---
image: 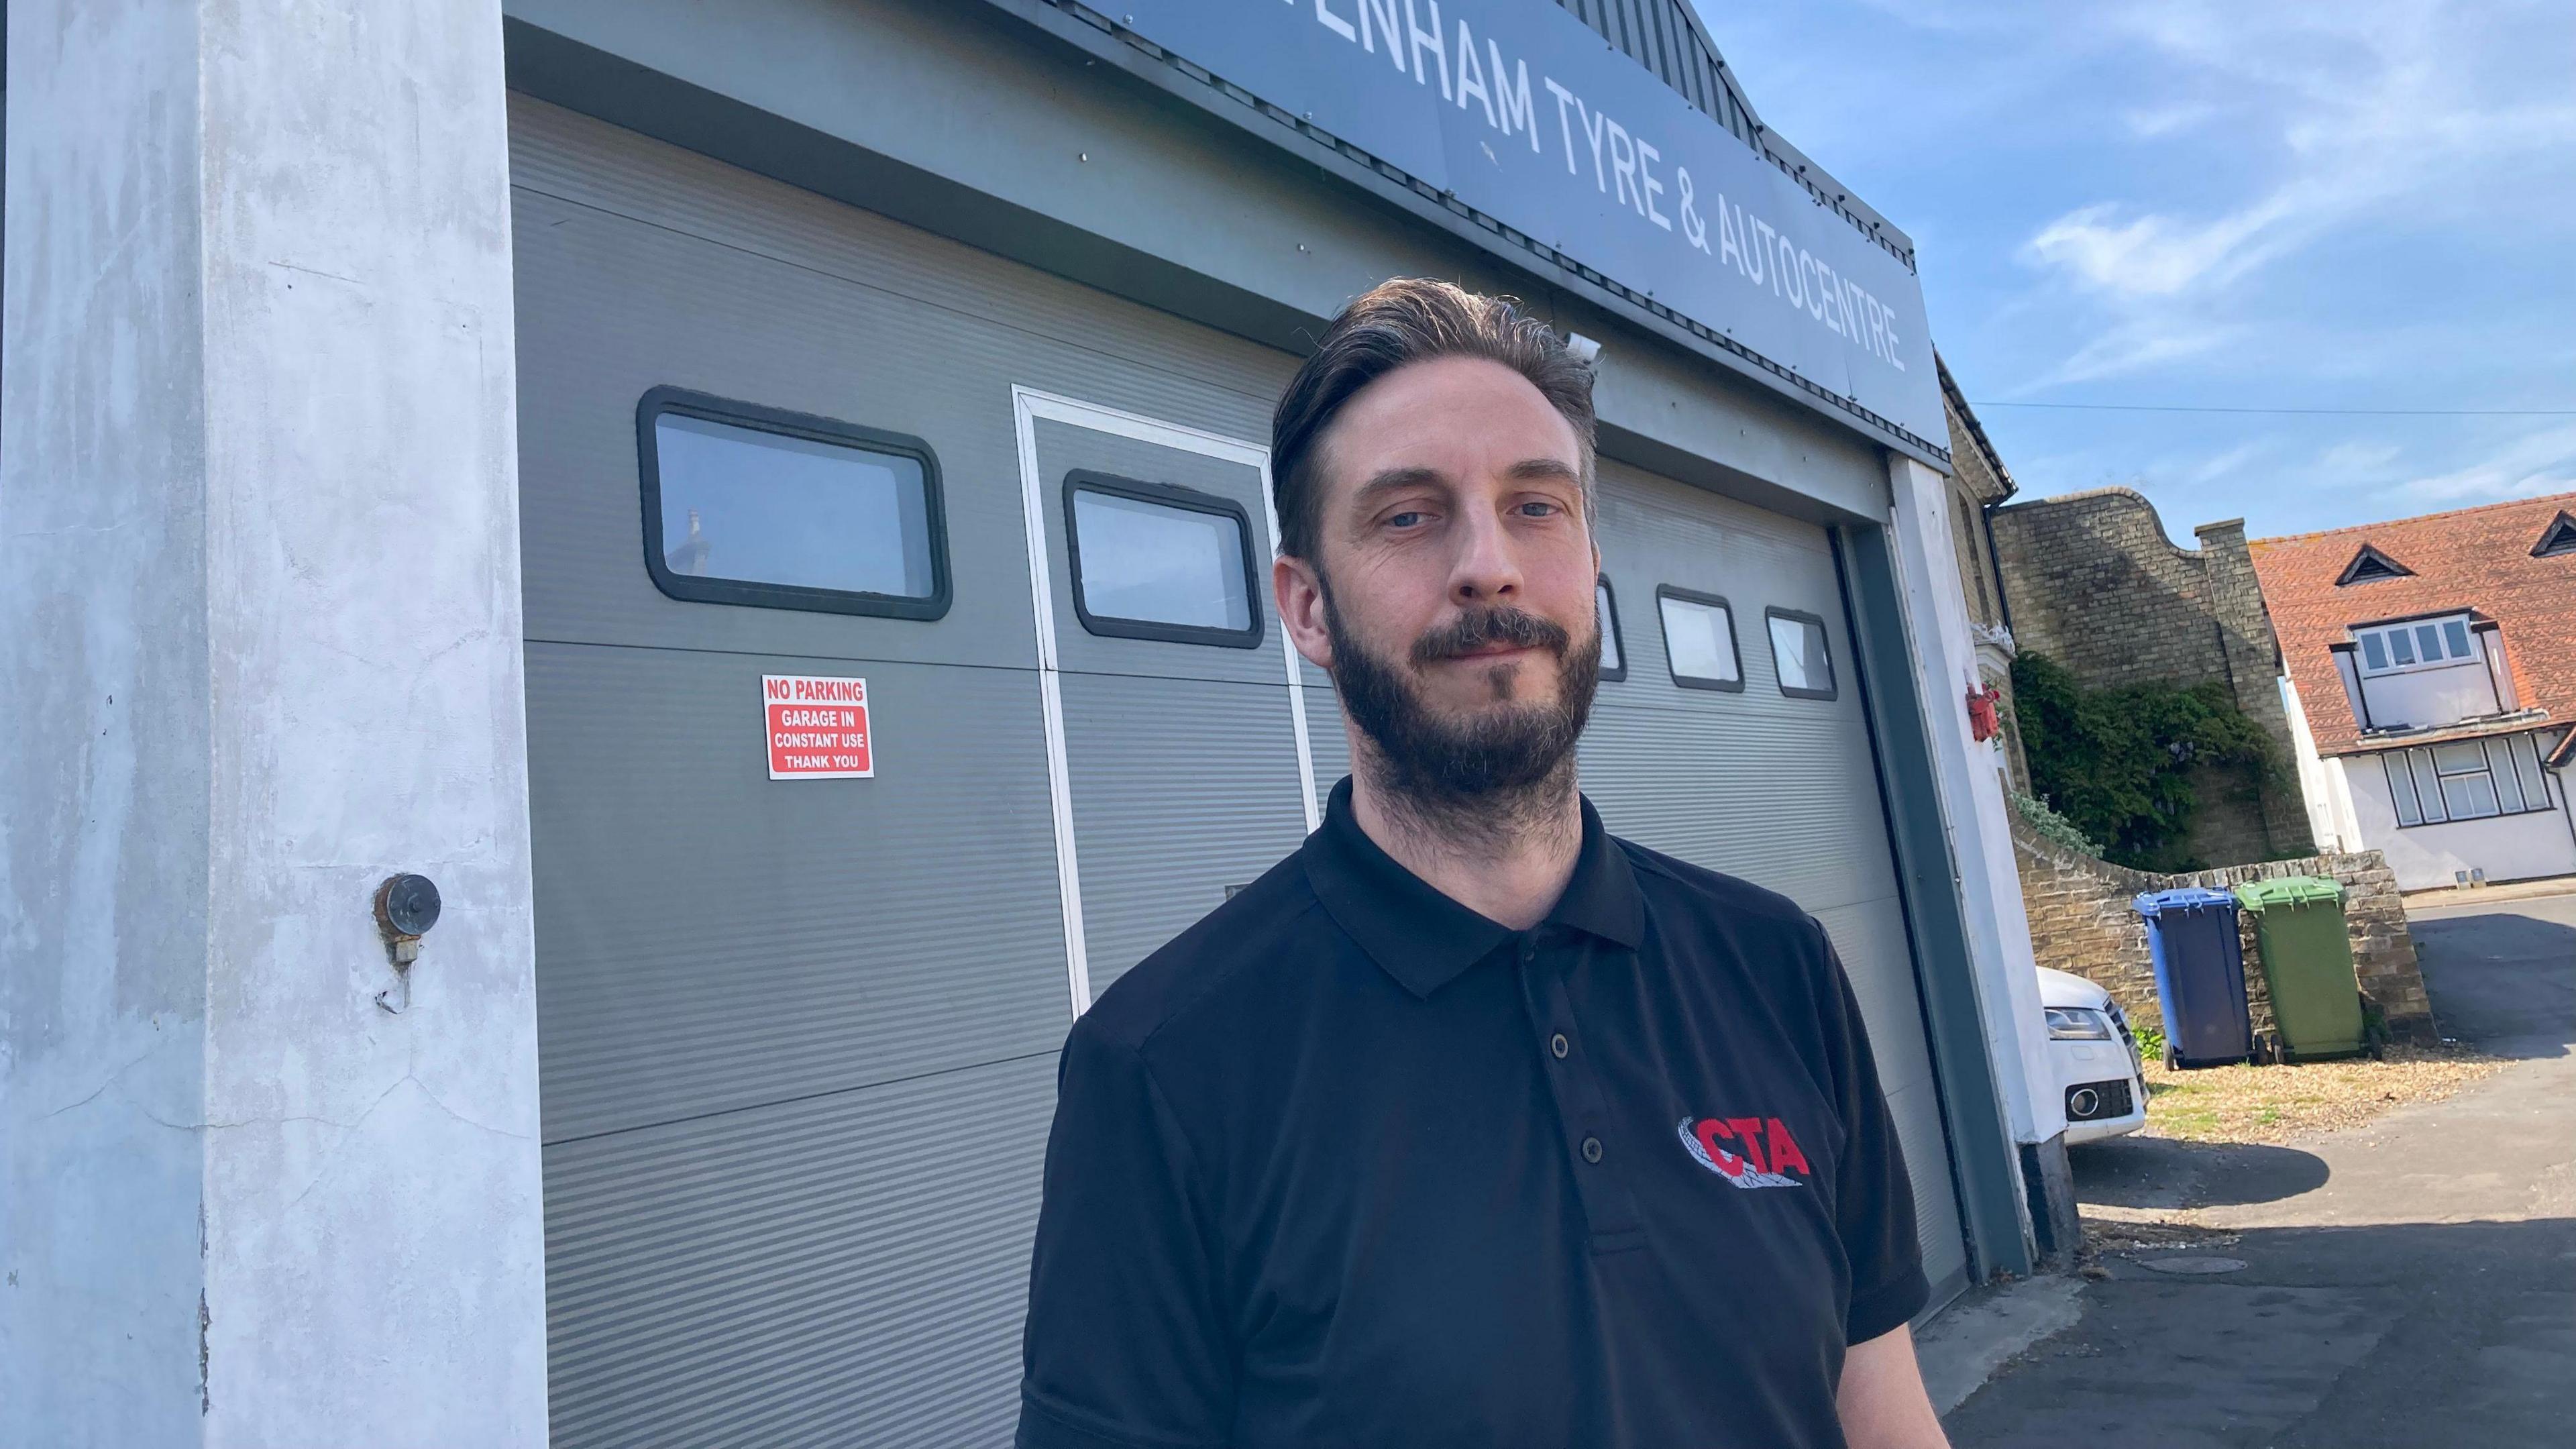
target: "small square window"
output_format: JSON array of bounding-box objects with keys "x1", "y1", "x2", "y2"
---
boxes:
[
  {"x1": 2439, "y1": 771, "x2": 2500, "y2": 820},
  {"x1": 1064, "y1": 472, "x2": 1263, "y2": 648},
  {"x1": 2414, "y1": 624, "x2": 2443, "y2": 662},
  {"x1": 2361, "y1": 633, "x2": 2389, "y2": 671},
  {"x1": 2387, "y1": 628, "x2": 2416, "y2": 665},
  {"x1": 639, "y1": 387, "x2": 949, "y2": 619},
  {"x1": 1765, "y1": 608, "x2": 1837, "y2": 700},
  {"x1": 1596, "y1": 578, "x2": 1627, "y2": 682},
  {"x1": 2443, "y1": 620, "x2": 2473, "y2": 658},
  {"x1": 1656, "y1": 587, "x2": 1742, "y2": 692}
]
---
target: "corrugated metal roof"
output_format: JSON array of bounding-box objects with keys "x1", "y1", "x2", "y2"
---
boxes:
[{"x1": 1558, "y1": 0, "x2": 1914, "y2": 263}]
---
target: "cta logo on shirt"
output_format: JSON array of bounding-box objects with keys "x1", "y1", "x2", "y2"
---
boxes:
[{"x1": 1678, "y1": 1116, "x2": 1812, "y2": 1189}]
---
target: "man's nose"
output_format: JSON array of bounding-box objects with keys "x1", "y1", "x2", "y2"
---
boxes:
[{"x1": 1449, "y1": 507, "x2": 1523, "y2": 604}]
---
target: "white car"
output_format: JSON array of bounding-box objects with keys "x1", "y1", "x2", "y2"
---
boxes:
[{"x1": 2039, "y1": 967, "x2": 2149, "y2": 1144}]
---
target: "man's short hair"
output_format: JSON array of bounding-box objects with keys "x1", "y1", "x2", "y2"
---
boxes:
[{"x1": 1270, "y1": 278, "x2": 1597, "y2": 564}]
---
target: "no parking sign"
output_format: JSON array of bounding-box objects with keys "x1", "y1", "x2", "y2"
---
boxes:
[{"x1": 763, "y1": 675, "x2": 873, "y2": 780}]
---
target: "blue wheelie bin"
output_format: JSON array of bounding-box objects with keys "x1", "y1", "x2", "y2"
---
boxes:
[{"x1": 2131, "y1": 887, "x2": 2254, "y2": 1069}]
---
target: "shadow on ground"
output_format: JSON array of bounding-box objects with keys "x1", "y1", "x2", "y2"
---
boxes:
[
  {"x1": 2408, "y1": 900, "x2": 2576, "y2": 1059},
  {"x1": 2068, "y1": 1136, "x2": 2328, "y2": 1210},
  {"x1": 1943, "y1": 1216, "x2": 2576, "y2": 1448}
]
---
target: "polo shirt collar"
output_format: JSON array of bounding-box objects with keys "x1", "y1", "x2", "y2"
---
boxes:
[{"x1": 1302, "y1": 777, "x2": 1647, "y2": 999}]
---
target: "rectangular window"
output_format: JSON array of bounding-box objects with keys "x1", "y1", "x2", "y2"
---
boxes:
[
  {"x1": 1765, "y1": 608, "x2": 1837, "y2": 700},
  {"x1": 2353, "y1": 614, "x2": 2481, "y2": 676},
  {"x1": 2510, "y1": 733, "x2": 2551, "y2": 806},
  {"x1": 1656, "y1": 587, "x2": 1742, "y2": 692},
  {"x1": 2408, "y1": 749, "x2": 2447, "y2": 822},
  {"x1": 639, "y1": 388, "x2": 949, "y2": 619},
  {"x1": 2387, "y1": 735, "x2": 2559, "y2": 828},
  {"x1": 2440, "y1": 767, "x2": 2500, "y2": 820},
  {"x1": 2384, "y1": 751, "x2": 2425, "y2": 826},
  {"x1": 1064, "y1": 472, "x2": 1263, "y2": 647},
  {"x1": 1596, "y1": 578, "x2": 1627, "y2": 682},
  {"x1": 2487, "y1": 739, "x2": 2527, "y2": 813}
]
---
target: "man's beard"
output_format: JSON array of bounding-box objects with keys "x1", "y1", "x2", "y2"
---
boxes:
[{"x1": 1321, "y1": 580, "x2": 1601, "y2": 837}]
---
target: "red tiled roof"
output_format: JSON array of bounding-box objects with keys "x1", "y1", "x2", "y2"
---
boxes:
[{"x1": 2250, "y1": 492, "x2": 2576, "y2": 757}]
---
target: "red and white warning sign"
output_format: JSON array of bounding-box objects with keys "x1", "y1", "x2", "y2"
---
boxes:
[{"x1": 763, "y1": 674, "x2": 873, "y2": 780}]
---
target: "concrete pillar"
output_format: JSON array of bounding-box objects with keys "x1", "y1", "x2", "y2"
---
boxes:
[
  {"x1": 1, "y1": 2, "x2": 547, "y2": 1443},
  {"x1": 1883, "y1": 457, "x2": 2072, "y2": 1261}
]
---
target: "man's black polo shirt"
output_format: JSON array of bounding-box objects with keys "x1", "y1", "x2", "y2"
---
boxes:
[{"x1": 1017, "y1": 779, "x2": 1929, "y2": 1448}]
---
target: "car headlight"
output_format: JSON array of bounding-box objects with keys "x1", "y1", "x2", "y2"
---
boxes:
[{"x1": 2046, "y1": 1006, "x2": 2113, "y2": 1040}]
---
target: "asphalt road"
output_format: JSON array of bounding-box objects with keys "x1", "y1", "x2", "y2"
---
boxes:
[{"x1": 1944, "y1": 890, "x2": 2576, "y2": 1448}]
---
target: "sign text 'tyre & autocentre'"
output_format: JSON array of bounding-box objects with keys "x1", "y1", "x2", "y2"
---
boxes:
[{"x1": 1116, "y1": 0, "x2": 1943, "y2": 443}]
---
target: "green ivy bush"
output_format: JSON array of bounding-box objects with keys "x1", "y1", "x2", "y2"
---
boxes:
[{"x1": 2010, "y1": 651, "x2": 2279, "y2": 873}]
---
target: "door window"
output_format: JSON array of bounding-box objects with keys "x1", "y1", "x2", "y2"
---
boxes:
[
  {"x1": 1656, "y1": 587, "x2": 1743, "y2": 692},
  {"x1": 1597, "y1": 578, "x2": 1627, "y2": 681},
  {"x1": 1766, "y1": 608, "x2": 1837, "y2": 700},
  {"x1": 1064, "y1": 472, "x2": 1263, "y2": 647}
]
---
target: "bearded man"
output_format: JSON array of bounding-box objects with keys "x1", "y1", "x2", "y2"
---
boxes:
[{"x1": 1015, "y1": 279, "x2": 1951, "y2": 1449}]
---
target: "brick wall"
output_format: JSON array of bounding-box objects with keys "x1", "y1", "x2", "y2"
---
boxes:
[
  {"x1": 1990, "y1": 488, "x2": 2312, "y2": 864},
  {"x1": 2011, "y1": 815, "x2": 2436, "y2": 1046}
]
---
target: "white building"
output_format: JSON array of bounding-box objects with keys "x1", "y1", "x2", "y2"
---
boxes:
[
  {"x1": 2257, "y1": 496, "x2": 2576, "y2": 892},
  {"x1": 3, "y1": 2, "x2": 2065, "y2": 1442}
]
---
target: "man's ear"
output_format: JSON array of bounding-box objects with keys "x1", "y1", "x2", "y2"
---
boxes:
[{"x1": 1275, "y1": 553, "x2": 1334, "y2": 672}]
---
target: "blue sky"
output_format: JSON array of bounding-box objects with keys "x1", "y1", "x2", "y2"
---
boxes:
[{"x1": 1691, "y1": 1, "x2": 2576, "y2": 542}]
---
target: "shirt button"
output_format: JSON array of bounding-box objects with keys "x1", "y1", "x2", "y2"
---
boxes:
[
  {"x1": 1550, "y1": 1032, "x2": 1570, "y2": 1059},
  {"x1": 1581, "y1": 1136, "x2": 1604, "y2": 1164},
  {"x1": 1519, "y1": 938, "x2": 1537, "y2": 963}
]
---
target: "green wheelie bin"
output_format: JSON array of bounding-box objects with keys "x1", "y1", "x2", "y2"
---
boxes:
[{"x1": 2233, "y1": 876, "x2": 2368, "y2": 1061}]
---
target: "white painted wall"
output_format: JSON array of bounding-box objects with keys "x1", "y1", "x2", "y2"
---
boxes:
[
  {"x1": 1884, "y1": 459, "x2": 2065, "y2": 1157},
  {"x1": 0, "y1": 2, "x2": 549, "y2": 1444},
  {"x1": 2343, "y1": 751, "x2": 2576, "y2": 890},
  {"x1": 2282, "y1": 674, "x2": 2361, "y2": 852}
]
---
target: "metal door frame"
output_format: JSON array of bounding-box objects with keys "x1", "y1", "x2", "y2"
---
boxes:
[{"x1": 1009, "y1": 386, "x2": 1320, "y2": 1019}]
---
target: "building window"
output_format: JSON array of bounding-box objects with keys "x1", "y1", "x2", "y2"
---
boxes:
[
  {"x1": 1953, "y1": 492, "x2": 1993, "y2": 623},
  {"x1": 1656, "y1": 586, "x2": 1742, "y2": 692},
  {"x1": 1596, "y1": 577, "x2": 1627, "y2": 682},
  {"x1": 637, "y1": 386, "x2": 949, "y2": 619},
  {"x1": 1063, "y1": 472, "x2": 1263, "y2": 647},
  {"x1": 2381, "y1": 733, "x2": 2555, "y2": 827},
  {"x1": 2336, "y1": 543, "x2": 2414, "y2": 585},
  {"x1": 1765, "y1": 608, "x2": 1837, "y2": 700},
  {"x1": 2533, "y1": 511, "x2": 2576, "y2": 558},
  {"x1": 2352, "y1": 613, "x2": 2479, "y2": 676}
]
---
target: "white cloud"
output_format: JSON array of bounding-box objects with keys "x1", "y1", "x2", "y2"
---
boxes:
[
  {"x1": 2390, "y1": 423, "x2": 2576, "y2": 505},
  {"x1": 2313, "y1": 440, "x2": 2404, "y2": 476},
  {"x1": 2023, "y1": 197, "x2": 2302, "y2": 299},
  {"x1": 2010, "y1": 0, "x2": 2576, "y2": 384},
  {"x1": 2017, "y1": 316, "x2": 2246, "y2": 390}
]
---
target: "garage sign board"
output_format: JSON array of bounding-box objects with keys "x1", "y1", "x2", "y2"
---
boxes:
[
  {"x1": 1113, "y1": 0, "x2": 1944, "y2": 445},
  {"x1": 764, "y1": 674, "x2": 873, "y2": 779}
]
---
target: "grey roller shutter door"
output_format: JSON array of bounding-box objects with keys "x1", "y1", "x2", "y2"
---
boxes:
[
  {"x1": 511, "y1": 97, "x2": 1297, "y2": 1446},
  {"x1": 1580, "y1": 458, "x2": 1972, "y2": 1309}
]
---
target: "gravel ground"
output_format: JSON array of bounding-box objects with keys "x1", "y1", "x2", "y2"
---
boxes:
[{"x1": 2137, "y1": 1042, "x2": 2504, "y2": 1144}]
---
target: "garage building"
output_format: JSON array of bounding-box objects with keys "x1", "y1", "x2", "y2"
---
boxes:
[{"x1": 3, "y1": 1, "x2": 2066, "y2": 1444}]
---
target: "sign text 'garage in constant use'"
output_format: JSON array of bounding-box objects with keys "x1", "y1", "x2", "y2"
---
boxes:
[{"x1": 764, "y1": 674, "x2": 873, "y2": 779}]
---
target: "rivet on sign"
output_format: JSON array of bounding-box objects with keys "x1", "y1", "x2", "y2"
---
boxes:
[{"x1": 1079, "y1": 152, "x2": 1088, "y2": 162}]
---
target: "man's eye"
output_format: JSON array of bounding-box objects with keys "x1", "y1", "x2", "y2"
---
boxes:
[
  {"x1": 1517, "y1": 501, "x2": 1562, "y2": 517},
  {"x1": 1386, "y1": 511, "x2": 1428, "y2": 529}
]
